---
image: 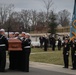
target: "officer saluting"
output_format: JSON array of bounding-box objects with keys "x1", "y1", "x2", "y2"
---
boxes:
[
  {"x1": 0, "y1": 29, "x2": 8, "y2": 72},
  {"x1": 21, "y1": 32, "x2": 31, "y2": 72},
  {"x1": 62, "y1": 38, "x2": 70, "y2": 68}
]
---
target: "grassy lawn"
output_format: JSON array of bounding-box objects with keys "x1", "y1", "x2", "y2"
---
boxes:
[{"x1": 30, "y1": 48, "x2": 72, "y2": 66}]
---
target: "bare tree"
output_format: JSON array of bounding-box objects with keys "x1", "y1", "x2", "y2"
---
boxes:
[
  {"x1": 30, "y1": 10, "x2": 37, "y2": 31},
  {"x1": 58, "y1": 9, "x2": 71, "y2": 27},
  {"x1": 0, "y1": 4, "x2": 8, "y2": 26},
  {"x1": 37, "y1": 11, "x2": 46, "y2": 23},
  {"x1": 20, "y1": 10, "x2": 31, "y2": 32},
  {"x1": 0, "y1": 4, "x2": 14, "y2": 28},
  {"x1": 6, "y1": 11, "x2": 23, "y2": 32},
  {"x1": 42, "y1": 0, "x2": 53, "y2": 21}
]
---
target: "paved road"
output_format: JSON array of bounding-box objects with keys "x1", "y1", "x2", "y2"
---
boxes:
[
  {"x1": 0, "y1": 60, "x2": 75, "y2": 75},
  {"x1": 0, "y1": 63, "x2": 74, "y2": 75}
]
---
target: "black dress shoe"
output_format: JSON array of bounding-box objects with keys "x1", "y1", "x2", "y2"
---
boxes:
[
  {"x1": 71, "y1": 68, "x2": 76, "y2": 70},
  {"x1": 8, "y1": 68, "x2": 16, "y2": 70},
  {"x1": 21, "y1": 70, "x2": 29, "y2": 72},
  {"x1": 0, "y1": 70, "x2": 6, "y2": 72},
  {"x1": 63, "y1": 67, "x2": 68, "y2": 68},
  {"x1": 7, "y1": 68, "x2": 12, "y2": 70}
]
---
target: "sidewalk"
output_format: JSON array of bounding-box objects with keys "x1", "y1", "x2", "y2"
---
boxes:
[
  {"x1": 6, "y1": 58, "x2": 76, "y2": 75},
  {"x1": 30, "y1": 62, "x2": 76, "y2": 75}
]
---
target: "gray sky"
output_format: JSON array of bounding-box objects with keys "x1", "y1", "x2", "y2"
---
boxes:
[{"x1": 0, "y1": 0, "x2": 74, "y2": 15}]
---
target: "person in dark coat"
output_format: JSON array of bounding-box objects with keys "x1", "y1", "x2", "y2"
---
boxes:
[
  {"x1": 70, "y1": 39, "x2": 75, "y2": 69},
  {"x1": 21, "y1": 32, "x2": 31, "y2": 72},
  {"x1": 71, "y1": 38, "x2": 76, "y2": 70},
  {"x1": 73, "y1": 42, "x2": 76, "y2": 70},
  {"x1": 52, "y1": 37, "x2": 56, "y2": 51},
  {"x1": 63, "y1": 35, "x2": 65, "y2": 41},
  {"x1": 49, "y1": 35, "x2": 53, "y2": 47},
  {"x1": 44, "y1": 35, "x2": 48, "y2": 51},
  {"x1": 14, "y1": 32, "x2": 22, "y2": 70},
  {"x1": 39, "y1": 36, "x2": 44, "y2": 48},
  {"x1": 62, "y1": 38, "x2": 70, "y2": 68},
  {"x1": 58, "y1": 38, "x2": 62, "y2": 50},
  {"x1": 0, "y1": 29, "x2": 8, "y2": 72}
]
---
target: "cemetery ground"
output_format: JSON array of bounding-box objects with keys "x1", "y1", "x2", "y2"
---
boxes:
[
  {"x1": 30, "y1": 47, "x2": 72, "y2": 66},
  {"x1": 5, "y1": 47, "x2": 76, "y2": 75},
  {"x1": 6, "y1": 47, "x2": 72, "y2": 66}
]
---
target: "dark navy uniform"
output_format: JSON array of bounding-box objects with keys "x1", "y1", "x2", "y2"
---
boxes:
[
  {"x1": 70, "y1": 40, "x2": 75, "y2": 69},
  {"x1": 39, "y1": 36, "x2": 44, "y2": 48},
  {"x1": 71, "y1": 39, "x2": 76, "y2": 69},
  {"x1": 73, "y1": 47, "x2": 76, "y2": 69},
  {"x1": 62, "y1": 39, "x2": 70, "y2": 68},
  {"x1": 44, "y1": 37, "x2": 48, "y2": 51},
  {"x1": 49, "y1": 35, "x2": 53, "y2": 47},
  {"x1": 58, "y1": 38, "x2": 62, "y2": 50},
  {"x1": 52, "y1": 37, "x2": 56, "y2": 51},
  {"x1": 0, "y1": 34, "x2": 8, "y2": 72},
  {"x1": 21, "y1": 37, "x2": 31, "y2": 72}
]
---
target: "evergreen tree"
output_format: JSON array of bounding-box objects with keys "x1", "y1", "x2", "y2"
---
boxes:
[{"x1": 48, "y1": 11, "x2": 57, "y2": 34}]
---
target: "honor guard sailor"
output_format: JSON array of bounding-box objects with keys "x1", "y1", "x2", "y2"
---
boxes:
[
  {"x1": 0, "y1": 29, "x2": 8, "y2": 72},
  {"x1": 21, "y1": 32, "x2": 31, "y2": 72}
]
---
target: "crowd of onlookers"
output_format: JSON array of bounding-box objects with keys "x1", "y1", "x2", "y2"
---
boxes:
[{"x1": 39, "y1": 34, "x2": 69, "y2": 51}]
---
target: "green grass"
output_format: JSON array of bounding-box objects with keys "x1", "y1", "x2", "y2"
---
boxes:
[
  {"x1": 30, "y1": 48, "x2": 72, "y2": 66},
  {"x1": 6, "y1": 47, "x2": 72, "y2": 66},
  {"x1": 31, "y1": 48, "x2": 44, "y2": 52}
]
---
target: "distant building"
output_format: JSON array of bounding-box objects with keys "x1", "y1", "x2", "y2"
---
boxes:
[{"x1": 56, "y1": 24, "x2": 70, "y2": 33}]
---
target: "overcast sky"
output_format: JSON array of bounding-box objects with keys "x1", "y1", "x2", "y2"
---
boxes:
[{"x1": 0, "y1": 0, "x2": 74, "y2": 15}]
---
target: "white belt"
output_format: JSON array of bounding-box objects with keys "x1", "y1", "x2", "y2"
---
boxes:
[
  {"x1": 24, "y1": 46, "x2": 30, "y2": 48},
  {"x1": 0, "y1": 44, "x2": 5, "y2": 46}
]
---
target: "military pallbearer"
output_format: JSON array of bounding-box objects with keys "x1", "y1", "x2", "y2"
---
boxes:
[{"x1": 0, "y1": 29, "x2": 8, "y2": 72}]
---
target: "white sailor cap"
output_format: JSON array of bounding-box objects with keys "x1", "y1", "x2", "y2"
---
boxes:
[
  {"x1": 26, "y1": 33, "x2": 30, "y2": 36},
  {"x1": 0, "y1": 29, "x2": 5, "y2": 32},
  {"x1": 15, "y1": 32, "x2": 19, "y2": 34},
  {"x1": 21, "y1": 32, "x2": 26, "y2": 34}
]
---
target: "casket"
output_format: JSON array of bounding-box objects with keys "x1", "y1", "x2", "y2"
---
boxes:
[{"x1": 8, "y1": 38, "x2": 22, "y2": 51}]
